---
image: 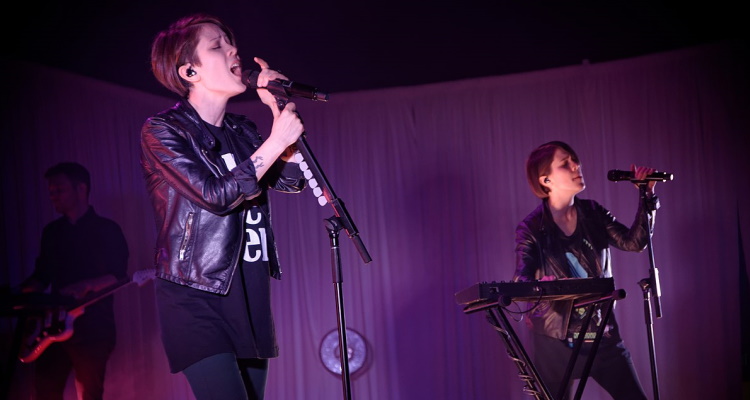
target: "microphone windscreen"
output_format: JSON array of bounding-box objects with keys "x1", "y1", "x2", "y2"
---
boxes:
[
  {"x1": 241, "y1": 70, "x2": 260, "y2": 89},
  {"x1": 607, "y1": 170, "x2": 631, "y2": 182}
]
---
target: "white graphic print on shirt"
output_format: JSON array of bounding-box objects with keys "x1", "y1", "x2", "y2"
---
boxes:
[{"x1": 244, "y1": 208, "x2": 268, "y2": 262}]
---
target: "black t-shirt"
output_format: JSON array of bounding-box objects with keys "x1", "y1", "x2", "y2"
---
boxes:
[{"x1": 553, "y1": 223, "x2": 611, "y2": 345}]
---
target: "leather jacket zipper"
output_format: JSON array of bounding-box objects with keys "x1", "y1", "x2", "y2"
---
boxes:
[
  {"x1": 201, "y1": 148, "x2": 222, "y2": 175},
  {"x1": 179, "y1": 212, "x2": 195, "y2": 261}
]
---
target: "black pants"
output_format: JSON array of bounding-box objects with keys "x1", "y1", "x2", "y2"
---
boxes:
[
  {"x1": 533, "y1": 333, "x2": 647, "y2": 400},
  {"x1": 33, "y1": 339, "x2": 114, "y2": 400},
  {"x1": 183, "y1": 353, "x2": 269, "y2": 400}
]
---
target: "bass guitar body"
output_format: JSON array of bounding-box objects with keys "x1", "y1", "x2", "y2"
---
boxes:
[
  {"x1": 19, "y1": 307, "x2": 81, "y2": 363},
  {"x1": 17, "y1": 269, "x2": 154, "y2": 363}
]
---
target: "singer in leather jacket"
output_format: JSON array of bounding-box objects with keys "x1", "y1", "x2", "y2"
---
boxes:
[
  {"x1": 141, "y1": 13, "x2": 306, "y2": 400},
  {"x1": 141, "y1": 99, "x2": 305, "y2": 294},
  {"x1": 513, "y1": 141, "x2": 656, "y2": 399},
  {"x1": 514, "y1": 197, "x2": 655, "y2": 339}
]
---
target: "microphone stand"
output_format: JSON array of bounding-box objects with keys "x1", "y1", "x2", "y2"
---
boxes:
[
  {"x1": 272, "y1": 94, "x2": 372, "y2": 400},
  {"x1": 636, "y1": 183, "x2": 661, "y2": 400}
]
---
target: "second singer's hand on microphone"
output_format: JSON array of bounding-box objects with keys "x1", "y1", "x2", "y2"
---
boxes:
[{"x1": 631, "y1": 164, "x2": 658, "y2": 193}]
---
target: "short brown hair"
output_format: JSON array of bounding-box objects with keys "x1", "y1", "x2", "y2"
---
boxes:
[
  {"x1": 150, "y1": 14, "x2": 236, "y2": 98},
  {"x1": 525, "y1": 141, "x2": 580, "y2": 198}
]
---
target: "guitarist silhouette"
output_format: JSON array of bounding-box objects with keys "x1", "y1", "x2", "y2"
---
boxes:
[{"x1": 12, "y1": 162, "x2": 130, "y2": 400}]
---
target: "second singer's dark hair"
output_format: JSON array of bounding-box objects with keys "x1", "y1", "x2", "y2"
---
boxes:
[
  {"x1": 150, "y1": 13, "x2": 236, "y2": 98},
  {"x1": 526, "y1": 141, "x2": 580, "y2": 198}
]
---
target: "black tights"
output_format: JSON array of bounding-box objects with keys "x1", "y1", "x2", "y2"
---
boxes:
[{"x1": 183, "y1": 353, "x2": 269, "y2": 400}]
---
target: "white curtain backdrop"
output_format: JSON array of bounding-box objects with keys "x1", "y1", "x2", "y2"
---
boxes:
[{"x1": 2, "y1": 41, "x2": 748, "y2": 399}]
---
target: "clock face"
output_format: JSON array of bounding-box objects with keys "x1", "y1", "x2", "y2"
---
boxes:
[{"x1": 319, "y1": 328, "x2": 368, "y2": 375}]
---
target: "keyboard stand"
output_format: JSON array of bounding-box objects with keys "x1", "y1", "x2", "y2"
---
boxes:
[{"x1": 463, "y1": 290, "x2": 625, "y2": 400}]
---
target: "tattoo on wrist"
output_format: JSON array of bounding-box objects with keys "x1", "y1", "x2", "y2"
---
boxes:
[{"x1": 252, "y1": 156, "x2": 265, "y2": 170}]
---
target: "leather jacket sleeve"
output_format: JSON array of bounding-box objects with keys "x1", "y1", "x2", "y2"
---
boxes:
[
  {"x1": 262, "y1": 156, "x2": 306, "y2": 194},
  {"x1": 142, "y1": 114, "x2": 259, "y2": 215},
  {"x1": 600, "y1": 195, "x2": 656, "y2": 252},
  {"x1": 224, "y1": 113, "x2": 306, "y2": 196},
  {"x1": 514, "y1": 203, "x2": 547, "y2": 282}
]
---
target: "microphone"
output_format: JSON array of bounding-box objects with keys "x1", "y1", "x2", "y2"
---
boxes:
[
  {"x1": 241, "y1": 70, "x2": 329, "y2": 102},
  {"x1": 607, "y1": 169, "x2": 674, "y2": 182}
]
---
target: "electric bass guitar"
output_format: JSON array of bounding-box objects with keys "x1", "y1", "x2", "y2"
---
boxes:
[{"x1": 17, "y1": 268, "x2": 155, "y2": 363}]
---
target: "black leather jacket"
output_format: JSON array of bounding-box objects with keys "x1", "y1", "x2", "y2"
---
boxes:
[
  {"x1": 141, "y1": 99, "x2": 305, "y2": 295},
  {"x1": 513, "y1": 196, "x2": 657, "y2": 339}
]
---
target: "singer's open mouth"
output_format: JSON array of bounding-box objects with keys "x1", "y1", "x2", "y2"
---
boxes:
[{"x1": 230, "y1": 62, "x2": 241, "y2": 75}]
